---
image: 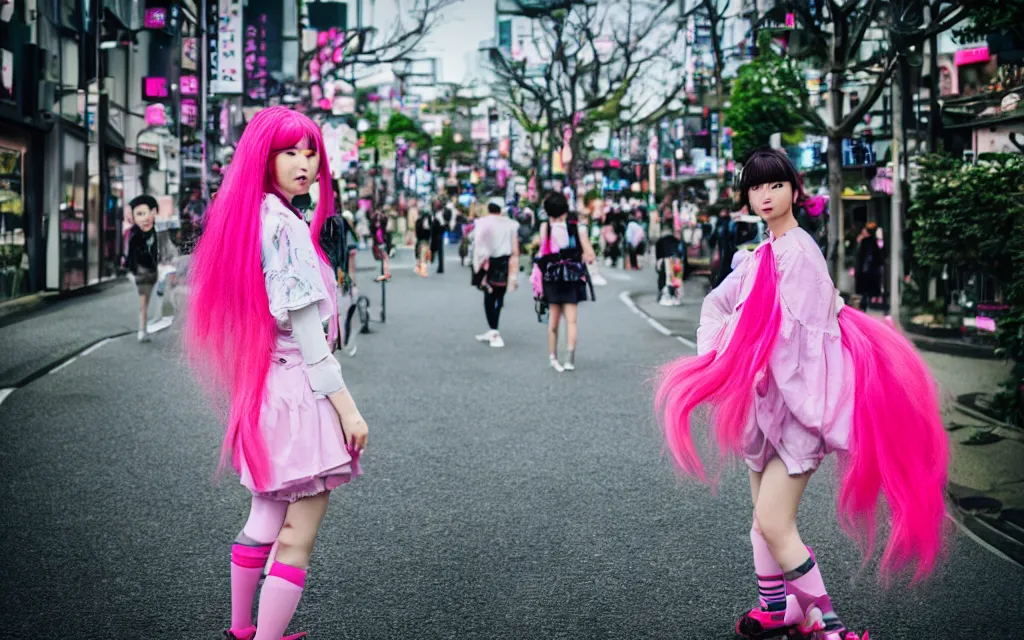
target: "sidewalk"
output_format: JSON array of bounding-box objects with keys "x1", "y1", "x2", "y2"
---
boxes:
[
  {"x1": 0, "y1": 282, "x2": 141, "y2": 389},
  {"x1": 629, "y1": 287, "x2": 1024, "y2": 566}
]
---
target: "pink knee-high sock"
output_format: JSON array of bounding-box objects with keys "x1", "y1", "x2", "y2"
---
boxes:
[
  {"x1": 784, "y1": 551, "x2": 834, "y2": 615},
  {"x1": 750, "y1": 528, "x2": 787, "y2": 611},
  {"x1": 231, "y1": 543, "x2": 274, "y2": 633},
  {"x1": 253, "y1": 562, "x2": 307, "y2": 640}
]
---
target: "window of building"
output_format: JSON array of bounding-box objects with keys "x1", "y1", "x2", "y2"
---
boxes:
[
  {"x1": 0, "y1": 141, "x2": 28, "y2": 300},
  {"x1": 61, "y1": 133, "x2": 87, "y2": 289}
]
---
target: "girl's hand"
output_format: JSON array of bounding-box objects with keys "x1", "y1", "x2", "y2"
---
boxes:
[
  {"x1": 508, "y1": 274, "x2": 519, "y2": 292},
  {"x1": 341, "y1": 412, "x2": 369, "y2": 451}
]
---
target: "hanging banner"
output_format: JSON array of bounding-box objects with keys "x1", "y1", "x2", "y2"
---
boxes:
[{"x1": 213, "y1": 0, "x2": 244, "y2": 94}]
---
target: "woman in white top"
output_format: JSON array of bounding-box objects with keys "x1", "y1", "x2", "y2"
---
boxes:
[
  {"x1": 536, "y1": 193, "x2": 596, "y2": 371},
  {"x1": 471, "y1": 199, "x2": 520, "y2": 348}
]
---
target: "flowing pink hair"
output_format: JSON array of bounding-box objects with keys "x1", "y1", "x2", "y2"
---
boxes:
[
  {"x1": 655, "y1": 245, "x2": 949, "y2": 582},
  {"x1": 185, "y1": 107, "x2": 336, "y2": 492}
]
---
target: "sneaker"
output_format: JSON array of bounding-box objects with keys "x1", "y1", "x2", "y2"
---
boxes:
[
  {"x1": 563, "y1": 361, "x2": 576, "y2": 371},
  {"x1": 343, "y1": 341, "x2": 358, "y2": 357},
  {"x1": 476, "y1": 330, "x2": 497, "y2": 342},
  {"x1": 138, "y1": 330, "x2": 151, "y2": 343},
  {"x1": 489, "y1": 335, "x2": 505, "y2": 348},
  {"x1": 659, "y1": 296, "x2": 674, "y2": 307},
  {"x1": 550, "y1": 357, "x2": 564, "y2": 373}
]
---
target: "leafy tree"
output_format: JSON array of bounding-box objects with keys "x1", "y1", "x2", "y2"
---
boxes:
[
  {"x1": 432, "y1": 124, "x2": 475, "y2": 171},
  {"x1": 726, "y1": 33, "x2": 813, "y2": 161},
  {"x1": 955, "y1": 0, "x2": 1024, "y2": 41},
  {"x1": 909, "y1": 153, "x2": 1024, "y2": 426}
]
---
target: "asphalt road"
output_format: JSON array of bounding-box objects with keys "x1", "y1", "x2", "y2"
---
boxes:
[{"x1": 1, "y1": 250, "x2": 1022, "y2": 639}]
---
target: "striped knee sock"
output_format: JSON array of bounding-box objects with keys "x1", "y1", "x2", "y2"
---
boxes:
[{"x1": 750, "y1": 528, "x2": 787, "y2": 611}]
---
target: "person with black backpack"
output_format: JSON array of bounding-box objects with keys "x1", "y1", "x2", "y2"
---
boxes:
[
  {"x1": 533, "y1": 193, "x2": 596, "y2": 372},
  {"x1": 320, "y1": 206, "x2": 360, "y2": 356}
]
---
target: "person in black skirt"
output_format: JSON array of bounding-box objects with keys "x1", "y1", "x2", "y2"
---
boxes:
[{"x1": 535, "y1": 193, "x2": 596, "y2": 372}]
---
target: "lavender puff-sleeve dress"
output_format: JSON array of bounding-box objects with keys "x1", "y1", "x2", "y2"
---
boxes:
[
  {"x1": 696, "y1": 227, "x2": 854, "y2": 476},
  {"x1": 236, "y1": 195, "x2": 362, "y2": 502}
]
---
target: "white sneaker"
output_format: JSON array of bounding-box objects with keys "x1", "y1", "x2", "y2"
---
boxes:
[
  {"x1": 550, "y1": 357, "x2": 564, "y2": 373},
  {"x1": 138, "y1": 330, "x2": 151, "y2": 343},
  {"x1": 489, "y1": 335, "x2": 505, "y2": 348},
  {"x1": 343, "y1": 342, "x2": 358, "y2": 357},
  {"x1": 563, "y1": 361, "x2": 576, "y2": 371},
  {"x1": 476, "y1": 330, "x2": 497, "y2": 342},
  {"x1": 659, "y1": 296, "x2": 674, "y2": 306}
]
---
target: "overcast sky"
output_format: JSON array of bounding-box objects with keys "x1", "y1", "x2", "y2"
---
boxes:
[{"x1": 370, "y1": 0, "x2": 496, "y2": 85}]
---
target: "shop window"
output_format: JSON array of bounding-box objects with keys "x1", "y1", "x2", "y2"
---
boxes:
[
  {"x1": 60, "y1": 36, "x2": 85, "y2": 124},
  {"x1": 61, "y1": 134, "x2": 87, "y2": 289},
  {"x1": 0, "y1": 143, "x2": 28, "y2": 301}
]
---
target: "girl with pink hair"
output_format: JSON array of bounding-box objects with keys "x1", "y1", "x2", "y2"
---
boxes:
[
  {"x1": 186, "y1": 107, "x2": 370, "y2": 640},
  {"x1": 655, "y1": 148, "x2": 949, "y2": 640}
]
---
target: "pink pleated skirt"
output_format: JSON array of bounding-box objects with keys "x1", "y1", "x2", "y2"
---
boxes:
[{"x1": 237, "y1": 350, "x2": 362, "y2": 502}]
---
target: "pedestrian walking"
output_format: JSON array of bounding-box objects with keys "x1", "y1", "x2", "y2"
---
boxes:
[
  {"x1": 471, "y1": 199, "x2": 520, "y2": 348},
  {"x1": 431, "y1": 204, "x2": 449, "y2": 274},
  {"x1": 625, "y1": 212, "x2": 647, "y2": 271},
  {"x1": 320, "y1": 202, "x2": 360, "y2": 356},
  {"x1": 184, "y1": 107, "x2": 372, "y2": 640},
  {"x1": 123, "y1": 195, "x2": 160, "y2": 342},
  {"x1": 533, "y1": 192, "x2": 596, "y2": 372},
  {"x1": 655, "y1": 148, "x2": 949, "y2": 640},
  {"x1": 854, "y1": 222, "x2": 883, "y2": 311},
  {"x1": 414, "y1": 206, "x2": 433, "y2": 278}
]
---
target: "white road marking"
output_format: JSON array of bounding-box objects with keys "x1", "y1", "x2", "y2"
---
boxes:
[
  {"x1": 0, "y1": 388, "x2": 15, "y2": 407},
  {"x1": 49, "y1": 357, "x2": 78, "y2": 375},
  {"x1": 80, "y1": 338, "x2": 114, "y2": 357},
  {"x1": 677, "y1": 336, "x2": 698, "y2": 349},
  {"x1": 619, "y1": 290, "x2": 697, "y2": 349},
  {"x1": 147, "y1": 316, "x2": 174, "y2": 333}
]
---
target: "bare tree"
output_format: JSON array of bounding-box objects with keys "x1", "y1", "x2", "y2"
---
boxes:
[
  {"x1": 775, "y1": 0, "x2": 969, "y2": 282},
  {"x1": 303, "y1": 0, "x2": 461, "y2": 106},
  {"x1": 487, "y1": 0, "x2": 688, "y2": 189}
]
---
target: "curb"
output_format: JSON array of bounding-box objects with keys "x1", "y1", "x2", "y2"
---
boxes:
[
  {"x1": 0, "y1": 318, "x2": 175, "y2": 408},
  {"x1": 619, "y1": 290, "x2": 697, "y2": 349},
  {"x1": 947, "y1": 482, "x2": 1024, "y2": 568}
]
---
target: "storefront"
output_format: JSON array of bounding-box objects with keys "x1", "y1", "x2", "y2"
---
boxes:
[{"x1": 0, "y1": 129, "x2": 30, "y2": 301}]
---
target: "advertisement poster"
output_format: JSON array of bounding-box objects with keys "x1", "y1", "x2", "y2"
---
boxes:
[
  {"x1": 182, "y1": 37, "x2": 198, "y2": 72},
  {"x1": 0, "y1": 49, "x2": 12, "y2": 101},
  {"x1": 214, "y1": 0, "x2": 244, "y2": 94}
]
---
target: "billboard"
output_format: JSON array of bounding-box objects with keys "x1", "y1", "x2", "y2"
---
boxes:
[{"x1": 213, "y1": 0, "x2": 244, "y2": 94}]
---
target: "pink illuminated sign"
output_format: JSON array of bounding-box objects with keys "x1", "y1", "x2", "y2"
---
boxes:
[
  {"x1": 181, "y1": 99, "x2": 198, "y2": 128},
  {"x1": 955, "y1": 46, "x2": 989, "y2": 66},
  {"x1": 144, "y1": 104, "x2": 167, "y2": 126},
  {"x1": 180, "y1": 75, "x2": 199, "y2": 96},
  {"x1": 144, "y1": 8, "x2": 167, "y2": 29},
  {"x1": 143, "y1": 77, "x2": 169, "y2": 99}
]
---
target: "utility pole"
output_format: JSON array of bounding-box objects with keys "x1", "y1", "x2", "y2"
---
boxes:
[{"x1": 889, "y1": 59, "x2": 906, "y2": 327}]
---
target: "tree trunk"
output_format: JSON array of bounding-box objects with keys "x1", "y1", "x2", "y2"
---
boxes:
[
  {"x1": 927, "y1": 3, "x2": 941, "y2": 153},
  {"x1": 827, "y1": 67, "x2": 846, "y2": 286},
  {"x1": 827, "y1": 136, "x2": 845, "y2": 287},
  {"x1": 891, "y1": 61, "x2": 905, "y2": 327}
]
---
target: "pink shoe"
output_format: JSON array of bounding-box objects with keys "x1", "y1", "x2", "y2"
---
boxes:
[
  {"x1": 793, "y1": 607, "x2": 868, "y2": 640},
  {"x1": 735, "y1": 594, "x2": 805, "y2": 638},
  {"x1": 224, "y1": 627, "x2": 308, "y2": 640}
]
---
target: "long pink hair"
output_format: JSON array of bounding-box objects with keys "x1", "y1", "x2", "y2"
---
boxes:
[
  {"x1": 185, "y1": 107, "x2": 336, "y2": 492},
  {"x1": 655, "y1": 244, "x2": 949, "y2": 582}
]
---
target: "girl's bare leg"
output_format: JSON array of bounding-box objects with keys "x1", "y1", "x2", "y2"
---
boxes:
[
  {"x1": 563, "y1": 303, "x2": 579, "y2": 352},
  {"x1": 547, "y1": 304, "x2": 562, "y2": 357},
  {"x1": 139, "y1": 293, "x2": 150, "y2": 336},
  {"x1": 252, "y1": 492, "x2": 331, "y2": 640},
  {"x1": 753, "y1": 456, "x2": 811, "y2": 571}
]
